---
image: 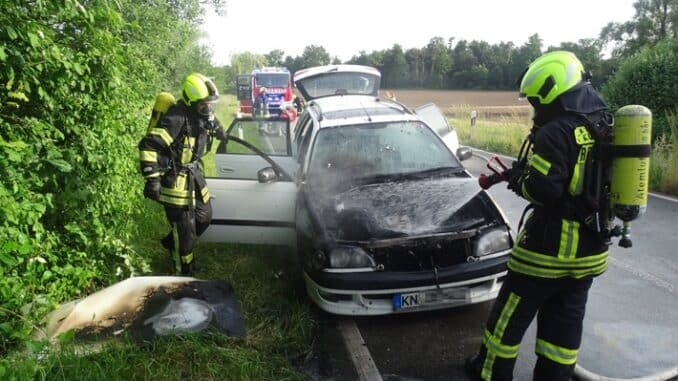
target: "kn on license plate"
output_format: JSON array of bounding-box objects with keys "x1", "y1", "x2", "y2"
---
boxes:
[{"x1": 393, "y1": 288, "x2": 468, "y2": 310}]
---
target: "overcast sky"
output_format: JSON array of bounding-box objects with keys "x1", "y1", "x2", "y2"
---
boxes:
[{"x1": 201, "y1": 0, "x2": 637, "y2": 66}]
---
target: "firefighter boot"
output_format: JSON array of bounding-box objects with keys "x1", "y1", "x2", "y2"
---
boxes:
[
  {"x1": 160, "y1": 233, "x2": 174, "y2": 252},
  {"x1": 179, "y1": 254, "x2": 195, "y2": 276}
]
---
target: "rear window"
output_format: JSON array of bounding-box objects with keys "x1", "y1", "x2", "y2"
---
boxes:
[{"x1": 296, "y1": 73, "x2": 379, "y2": 99}]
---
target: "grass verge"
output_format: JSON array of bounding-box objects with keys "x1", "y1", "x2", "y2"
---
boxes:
[{"x1": 0, "y1": 95, "x2": 317, "y2": 381}]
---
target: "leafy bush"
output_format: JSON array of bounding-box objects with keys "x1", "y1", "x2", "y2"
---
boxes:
[
  {"x1": 602, "y1": 39, "x2": 678, "y2": 141},
  {"x1": 0, "y1": 0, "x2": 215, "y2": 352}
]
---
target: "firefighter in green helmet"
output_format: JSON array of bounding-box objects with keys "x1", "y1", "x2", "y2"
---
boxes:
[
  {"x1": 465, "y1": 51, "x2": 612, "y2": 380},
  {"x1": 138, "y1": 73, "x2": 227, "y2": 276}
]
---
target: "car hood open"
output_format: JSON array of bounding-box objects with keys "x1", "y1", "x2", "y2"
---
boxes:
[{"x1": 308, "y1": 177, "x2": 500, "y2": 241}]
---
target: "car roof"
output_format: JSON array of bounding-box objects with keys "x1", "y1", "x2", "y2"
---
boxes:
[{"x1": 307, "y1": 95, "x2": 419, "y2": 128}]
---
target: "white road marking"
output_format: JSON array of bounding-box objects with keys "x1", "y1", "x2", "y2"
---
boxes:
[{"x1": 338, "y1": 317, "x2": 383, "y2": 381}]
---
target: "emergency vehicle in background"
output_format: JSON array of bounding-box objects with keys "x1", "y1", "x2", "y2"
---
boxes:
[{"x1": 236, "y1": 67, "x2": 296, "y2": 120}]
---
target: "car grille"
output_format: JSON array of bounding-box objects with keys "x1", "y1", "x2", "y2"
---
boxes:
[{"x1": 368, "y1": 237, "x2": 472, "y2": 271}]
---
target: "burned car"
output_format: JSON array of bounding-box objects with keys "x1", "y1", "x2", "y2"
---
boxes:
[{"x1": 203, "y1": 65, "x2": 512, "y2": 315}]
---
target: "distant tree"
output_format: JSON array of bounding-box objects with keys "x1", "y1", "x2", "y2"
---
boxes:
[
  {"x1": 405, "y1": 48, "x2": 426, "y2": 87},
  {"x1": 230, "y1": 52, "x2": 267, "y2": 75},
  {"x1": 449, "y1": 40, "x2": 478, "y2": 88},
  {"x1": 602, "y1": 38, "x2": 678, "y2": 140},
  {"x1": 382, "y1": 44, "x2": 409, "y2": 88},
  {"x1": 300, "y1": 45, "x2": 332, "y2": 68},
  {"x1": 426, "y1": 37, "x2": 452, "y2": 88},
  {"x1": 600, "y1": 0, "x2": 677, "y2": 57},
  {"x1": 547, "y1": 38, "x2": 606, "y2": 87},
  {"x1": 332, "y1": 56, "x2": 342, "y2": 64},
  {"x1": 507, "y1": 33, "x2": 543, "y2": 87},
  {"x1": 265, "y1": 49, "x2": 285, "y2": 66},
  {"x1": 348, "y1": 50, "x2": 371, "y2": 66},
  {"x1": 283, "y1": 55, "x2": 303, "y2": 74}
]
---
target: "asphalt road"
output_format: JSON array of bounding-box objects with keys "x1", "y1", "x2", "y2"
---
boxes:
[{"x1": 317, "y1": 151, "x2": 678, "y2": 381}]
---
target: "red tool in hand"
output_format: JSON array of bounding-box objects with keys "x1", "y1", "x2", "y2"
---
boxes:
[{"x1": 478, "y1": 156, "x2": 510, "y2": 189}]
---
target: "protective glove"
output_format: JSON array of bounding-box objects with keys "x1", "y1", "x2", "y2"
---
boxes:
[{"x1": 143, "y1": 179, "x2": 161, "y2": 201}]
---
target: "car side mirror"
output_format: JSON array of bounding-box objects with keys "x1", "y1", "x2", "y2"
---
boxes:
[
  {"x1": 456, "y1": 147, "x2": 472, "y2": 161},
  {"x1": 257, "y1": 167, "x2": 278, "y2": 183}
]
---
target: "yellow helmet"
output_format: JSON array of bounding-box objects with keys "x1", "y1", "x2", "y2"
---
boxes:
[
  {"x1": 518, "y1": 51, "x2": 585, "y2": 105},
  {"x1": 260, "y1": 87, "x2": 267, "y2": 93},
  {"x1": 182, "y1": 73, "x2": 219, "y2": 105}
]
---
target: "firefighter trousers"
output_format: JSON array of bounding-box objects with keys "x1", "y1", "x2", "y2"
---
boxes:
[
  {"x1": 476, "y1": 270, "x2": 593, "y2": 381},
  {"x1": 162, "y1": 197, "x2": 212, "y2": 275}
]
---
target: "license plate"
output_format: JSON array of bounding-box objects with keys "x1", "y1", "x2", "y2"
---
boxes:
[{"x1": 393, "y1": 288, "x2": 468, "y2": 310}]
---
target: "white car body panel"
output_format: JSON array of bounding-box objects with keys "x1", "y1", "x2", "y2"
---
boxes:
[
  {"x1": 202, "y1": 177, "x2": 296, "y2": 246},
  {"x1": 304, "y1": 270, "x2": 507, "y2": 316}
]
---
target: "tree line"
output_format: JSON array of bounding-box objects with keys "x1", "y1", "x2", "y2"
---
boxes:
[
  {"x1": 227, "y1": 1, "x2": 675, "y2": 92},
  {"x1": 224, "y1": 1, "x2": 676, "y2": 138}
]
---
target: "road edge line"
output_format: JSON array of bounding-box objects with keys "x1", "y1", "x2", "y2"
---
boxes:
[{"x1": 337, "y1": 317, "x2": 383, "y2": 381}]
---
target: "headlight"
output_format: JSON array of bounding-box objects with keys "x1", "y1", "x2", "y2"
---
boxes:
[
  {"x1": 475, "y1": 227, "x2": 511, "y2": 256},
  {"x1": 328, "y1": 246, "x2": 376, "y2": 268}
]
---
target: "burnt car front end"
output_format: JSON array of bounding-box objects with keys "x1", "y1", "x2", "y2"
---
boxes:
[{"x1": 299, "y1": 176, "x2": 512, "y2": 315}]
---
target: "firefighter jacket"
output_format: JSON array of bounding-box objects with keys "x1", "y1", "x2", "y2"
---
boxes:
[
  {"x1": 509, "y1": 84, "x2": 611, "y2": 280},
  {"x1": 138, "y1": 101, "x2": 226, "y2": 208}
]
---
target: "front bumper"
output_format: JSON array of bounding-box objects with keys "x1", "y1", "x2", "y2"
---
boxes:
[{"x1": 304, "y1": 255, "x2": 508, "y2": 315}]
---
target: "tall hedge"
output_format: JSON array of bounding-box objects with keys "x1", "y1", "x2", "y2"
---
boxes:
[
  {"x1": 0, "y1": 0, "x2": 214, "y2": 352},
  {"x1": 602, "y1": 39, "x2": 678, "y2": 141}
]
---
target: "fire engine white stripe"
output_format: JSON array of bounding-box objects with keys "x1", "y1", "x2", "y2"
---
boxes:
[{"x1": 338, "y1": 317, "x2": 383, "y2": 381}]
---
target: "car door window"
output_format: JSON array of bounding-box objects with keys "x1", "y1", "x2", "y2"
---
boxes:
[
  {"x1": 216, "y1": 118, "x2": 291, "y2": 156},
  {"x1": 211, "y1": 118, "x2": 296, "y2": 181},
  {"x1": 414, "y1": 103, "x2": 452, "y2": 136}
]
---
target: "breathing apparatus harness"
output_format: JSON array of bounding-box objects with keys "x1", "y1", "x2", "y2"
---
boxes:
[{"x1": 481, "y1": 110, "x2": 620, "y2": 244}]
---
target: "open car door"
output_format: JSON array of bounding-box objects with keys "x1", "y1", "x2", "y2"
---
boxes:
[
  {"x1": 414, "y1": 103, "x2": 460, "y2": 155},
  {"x1": 202, "y1": 117, "x2": 297, "y2": 247}
]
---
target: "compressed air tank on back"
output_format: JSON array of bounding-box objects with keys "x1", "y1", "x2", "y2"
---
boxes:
[
  {"x1": 610, "y1": 105, "x2": 652, "y2": 227},
  {"x1": 147, "y1": 92, "x2": 177, "y2": 133}
]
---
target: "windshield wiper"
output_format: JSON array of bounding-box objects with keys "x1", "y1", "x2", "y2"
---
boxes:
[
  {"x1": 344, "y1": 166, "x2": 463, "y2": 185},
  {"x1": 402, "y1": 166, "x2": 464, "y2": 179}
]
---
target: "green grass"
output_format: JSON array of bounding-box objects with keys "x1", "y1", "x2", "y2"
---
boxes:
[
  {"x1": 649, "y1": 123, "x2": 678, "y2": 195},
  {"x1": 1, "y1": 207, "x2": 317, "y2": 381},
  {"x1": 0, "y1": 95, "x2": 317, "y2": 381}
]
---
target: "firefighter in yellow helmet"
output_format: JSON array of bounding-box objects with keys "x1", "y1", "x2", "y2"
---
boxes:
[
  {"x1": 466, "y1": 51, "x2": 612, "y2": 380},
  {"x1": 138, "y1": 73, "x2": 227, "y2": 276}
]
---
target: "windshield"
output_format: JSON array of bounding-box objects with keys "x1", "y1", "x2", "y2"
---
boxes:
[
  {"x1": 255, "y1": 73, "x2": 289, "y2": 88},
  {"x1": 308, "y1": 121, "x2": 459, "y2": 181}
]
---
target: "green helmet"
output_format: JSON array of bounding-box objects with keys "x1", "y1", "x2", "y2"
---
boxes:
[
  {"x1": 182, "y1": 73, "x2": 219, "y2": 105},
  {"x1": 518, "y1": 51, "x2": 585, "y2": 105}
]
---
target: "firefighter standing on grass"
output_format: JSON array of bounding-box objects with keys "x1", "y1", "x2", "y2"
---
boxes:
[
  {"x1": 138, "y1": 73, "x2": 227, "y2": 276},
  {"x1": 465, "y1": 51, "x2": 612, "y2": 380}
]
